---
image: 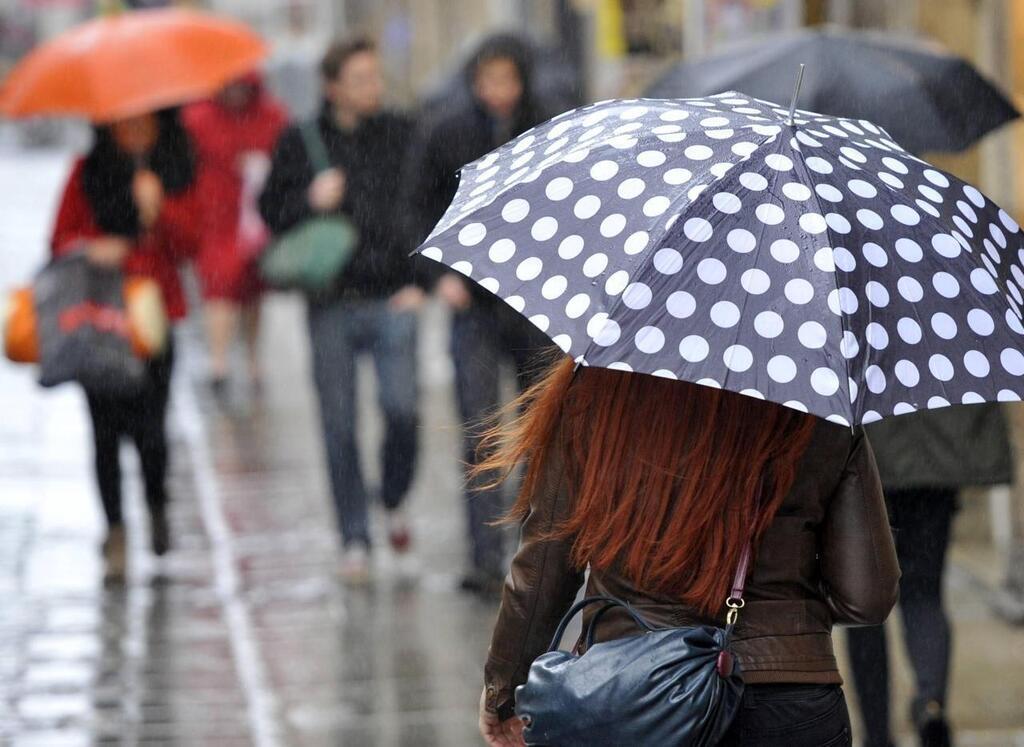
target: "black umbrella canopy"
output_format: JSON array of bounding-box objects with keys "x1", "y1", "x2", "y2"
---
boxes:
[{"x1": 645, "y1": 26, "x2": 1018, "y2": 154}]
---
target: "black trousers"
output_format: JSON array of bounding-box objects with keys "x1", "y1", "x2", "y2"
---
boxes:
[
  {"x1": 845, "y1": 487, "x2": 957, "y2": 747},
  {"x1": 718, "y1": 684, "x2": 852, "y2": 746},
  {"x1": 85, "y1": 340, "x2": 174, "y2": 528}
]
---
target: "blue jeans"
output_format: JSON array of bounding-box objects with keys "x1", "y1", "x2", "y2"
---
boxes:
[{"x1": 307, "y1": 299, "x2": 419, "y2": 547}]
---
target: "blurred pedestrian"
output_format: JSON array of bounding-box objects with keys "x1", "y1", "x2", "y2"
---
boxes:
[
  {"x1": 184, "y1": 74, "x2": 287, "y2": 398},
  {"x1": 259, "y1": 37, "x2": 422, "y2": 584},
  {"x1": 403, "y1": 33, "x2": 554, "y2": 597},
  {"x1": 50, "y1": 108, "x2": 200, "y2": 579},
  {"x1": 847, "y1": 406, "x2": 1013, "y2": 747},
  {"x1": 474, "y1": 360, "x2": 899, "y2": 746}
]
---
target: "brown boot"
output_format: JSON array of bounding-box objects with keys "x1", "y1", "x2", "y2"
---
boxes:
[{"x1": 102, "y1": 525, "x2": 127, "y2": 580}]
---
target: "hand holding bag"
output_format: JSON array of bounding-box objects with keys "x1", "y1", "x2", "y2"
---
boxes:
[
  {"x1": 514, "y1": 547, "x2": 751, "y2": 747},
  {"x1": 259, "y1": 122, "x2": 358, "y2": 294}
]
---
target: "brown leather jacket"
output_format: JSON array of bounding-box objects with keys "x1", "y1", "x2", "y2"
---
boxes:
[{"x1": 483, "y1": 422, "x2": 899, "y2": 719}]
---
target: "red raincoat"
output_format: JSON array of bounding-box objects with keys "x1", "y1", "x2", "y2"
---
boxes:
[
  {"x1": 184, "y1": 79, "x2": 288, "y2": 301},
  {"x1": 51, "y1": 159, "x2": 201, "y2": 321}
]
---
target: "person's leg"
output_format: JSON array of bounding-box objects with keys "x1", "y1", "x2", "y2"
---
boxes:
[
  {"x1": 307, "y1": 301, "x2": 370, "y2": 550},
  {"x1": 893, "y1": 488, "x2": 956, "y2": 743},
  {"x1": 204, "y1": 298, "x2": 239, "y2": 391},
  {"x1": 844, "y1": 625, "x2": 892, "y2": 747},
  {"x1": 129, "y1": 340, "x2": 174, "y2": 555},
  {"x1": 370, "y1": 305, "x2": 419, "y2": 550},
  {"x1": 241, "y1": 299, "x2": 263, "y2": 389},
  {"x1": 85, "y1": 391, "x2": 124, "y2": 528},
  {"x1": 451, "y1": 308, "x2": 506, "y2": 586}
]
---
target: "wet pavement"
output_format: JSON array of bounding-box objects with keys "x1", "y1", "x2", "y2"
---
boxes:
[{"x1": 1, "y1": 151, "x2": 1023, "y2": 746}]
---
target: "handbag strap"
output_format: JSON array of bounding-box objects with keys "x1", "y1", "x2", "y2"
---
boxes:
[
  {"x1": 298, "y1": 121, "x2": 332, "y2": 174},
  {"x1": 548, "y1": 596, "x2": 655, "y2": 653}
]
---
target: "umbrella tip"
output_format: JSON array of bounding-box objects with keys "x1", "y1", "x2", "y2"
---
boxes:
[{"x1": 787, "y1": 63, "x2": 806, "y2": 126}]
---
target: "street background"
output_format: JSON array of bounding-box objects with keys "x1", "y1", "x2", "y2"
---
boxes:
[{"x1": 2, "y1": 1, "x2": 1024, "y2": 745}]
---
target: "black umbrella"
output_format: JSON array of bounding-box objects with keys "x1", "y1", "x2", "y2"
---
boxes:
[
  {"x1": 645, "y1": 27, "x2": 1018, "y2": 153},
  {"x1": 416, "y1": 93, "x2": 1024, "y2": 426}
]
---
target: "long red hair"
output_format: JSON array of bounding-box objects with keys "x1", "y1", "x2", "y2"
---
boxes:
[{"x1": 474, "y1": 357, "x2": 818, "y2": 616}]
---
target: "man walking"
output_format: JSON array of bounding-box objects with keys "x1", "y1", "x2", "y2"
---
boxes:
[{"x1": 260, "y1": 37, "x2": 423, "y2": 583}]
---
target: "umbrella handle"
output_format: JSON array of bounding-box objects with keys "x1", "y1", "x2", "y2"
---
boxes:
[{"x1": 787, "y1": 63, "x2": 806, "y2": 126}]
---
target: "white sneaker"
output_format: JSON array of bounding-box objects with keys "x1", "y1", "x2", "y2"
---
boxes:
[{"x1": 339, "y1": 544, "x2": 371, "y2": 585}]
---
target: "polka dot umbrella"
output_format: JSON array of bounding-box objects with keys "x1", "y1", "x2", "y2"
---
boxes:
[{"x1": 414, "y1": 91, "x2": 1024, "y2": 426}]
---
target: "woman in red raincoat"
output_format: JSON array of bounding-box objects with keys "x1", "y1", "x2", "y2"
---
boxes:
[
  {"x1": 51, "y1": 108, "x2": 201, "y2": 578},
  {"x1": 184, "y1": 74, "x2": 287, "y2": 396}
]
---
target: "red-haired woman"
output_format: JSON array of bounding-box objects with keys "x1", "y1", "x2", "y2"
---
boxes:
[{"x1": 477, "y1": 360, "x2": 900, "y2": 746}]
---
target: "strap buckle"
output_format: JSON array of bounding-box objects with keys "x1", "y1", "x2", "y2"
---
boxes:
[{"x1": 725, "y1": 596, "x2": 745, "y2": 626}]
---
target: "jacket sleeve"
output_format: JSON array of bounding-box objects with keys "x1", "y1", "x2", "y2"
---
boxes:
[
  {"x1": 259, "y1": 126, "x2": 314, "y2": 235},
  {"x1": 51, "y1": 161, "x2": 101, "y2": 255},
  {"x1": 151, "y1": 185, "x2": 202, "y2": 262},
  {"x1": 483, "y1": 445, "x2": 585, "y2": 721},
  {"x1": 819, "y1": 430, "x2": 900, "y2": 626}
]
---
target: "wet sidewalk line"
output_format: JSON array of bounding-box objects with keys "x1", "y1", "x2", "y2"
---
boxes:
[{"x1": 173, "y1": 372, "x2": 282, "y2": 746}]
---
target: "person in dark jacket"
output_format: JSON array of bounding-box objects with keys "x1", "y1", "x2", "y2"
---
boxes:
[
  {"x1": 474, "y1": 360, "x2": 899, "y2": 746},
  {"x1": 402, "y1": 33, "x2": 554, "y2": 596},
  {"x1": 51, "y1": 108, "x2": 201, "y2": 579},
  {"x1": 847, "y1": 405, "x2": 1013, "y2": 747},
  {"x1": 259, "y1": 37, "x2": 423, "y2": 583}
]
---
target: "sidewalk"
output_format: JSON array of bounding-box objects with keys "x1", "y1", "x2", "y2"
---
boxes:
[{"x1": 0, "y1": 150, "x2": 1022, "y2": 746}]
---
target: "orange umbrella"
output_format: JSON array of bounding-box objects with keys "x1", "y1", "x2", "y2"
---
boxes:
[{"x1": 0, "y1": 8, "x2": 268, "y2": 122}]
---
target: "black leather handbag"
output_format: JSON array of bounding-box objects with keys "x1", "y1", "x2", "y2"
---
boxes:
[{"x1": 514, "y1": 547, "x2": 752, "y2": 746}]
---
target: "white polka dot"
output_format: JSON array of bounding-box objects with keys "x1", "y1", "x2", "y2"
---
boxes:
[
  {"x1": 739, "y1": 172, "x2": 769, "y2": 191},
  {"x1": 574, "y1": 195, "x2": 601, "y2": 219},
  {"x1": 541, "y1": 275, "x2": 568, "y2": 300},
  {"x1": 663, "y1": 168, "x2": 692, "y2": 186},
  {"x1": 528, "y1": 314, "x2": 549, "y2": 332},
  {"x1": 765, "y1": 153, "x2": 793, "y2": 171},
  {"x1": 898, "y1": 317, "x2": 922, "y2": 344},
  {"x1": 826, "y1": 213, "x2": 852, "y2": 234},
  {"x1": 479, "y1": 277, "x2": 500, "y2": 294},
  {"x1": 516, "y1": 257, "x2": 543, "y2": 281},
  {"x1": 924, "y1": 169, "x2": 950, "y2": 188},
  {"x1": 830, "y1": 287, "x2": 859, "y2": 315},
  {"x1": 757, "y1": 204, "x2": 786, "y2": 226},
  {"x1": 635, "y1": 326, "x2": 665, "y2": 354},
  {"x1": 592, "y1": 318, "x2": 621, "y2": 347},
  {"x1": 999, "y1": 390, "x2": 1022, "y2": 402},
  {"x1": 800, "y1": 213, "x2": 827, "y2": 235},
  {"x1": 866, "y1": 280, "x2": 890, "y2": 308},
  {"x1": 677, "y1": 218, "x2": 712, "y2": 244},
  {"x1": 866, "y1": 365, "x2": 886, "y2": 394},
  {"x1": 857, "y1": 209, "x2": 883, "y2": 230},
  {"x1": 879, "y1": 173, "x2": 904, "y2": 189},
  {"x1": 968, "y1": 309, "x2": 995, "y2": 336},
  {"x1": 767, "y1": 355, "x2": 798, "y2": 383},
  {"x1": 964, "y1": 185, "x2": 986, "y2": 208},
  {"x1": 741, "y1": 269, "x2": 771, "y2": 295},
  {"x1": 755, "y1": 311, "x2": 784, "y2": 338},
  {"x1": 798, "y1": 321, "x2": 827, "y2": 349},
  {"x1": 622, "y1": 283, "x2": 652, "y2": 309},
  {"x1": 713, "y1": 192, "x2": 742, "y2": 214},
  {"x1": 882, "y1": 156, "x2": 909, "y2": 174},
  {"x1": 623, "y1": 231, "x2": 649, "y2": 255},
  {"x1": 711, "y1": 301, "x2": 741, "y2": 328},
  {"x1": 811, "y1": 368, "x2": 841, "y2": 397},
  {"x1": 636, "y1": 150, "x2": 667, "y2": 168},
  {"x1": 933, "y1": 272, "x2": 960, "y2": 299},
  {"x1": 700, "y1": 115, "x2": 730, "y2": 128},
  {"x1": 769, "y1": 182, "x2": 805, "y2": 204},
  {"x1": 531, "y1": 216, "x2": 558, "y2": 241},
  {"x1": 833, "y1": 247, "x2": 856, "y2": 272},
  {"x1": 667, "y1": 291, "x2": 696, "y2": 319},
  {"x1": 643, "y1": 196, "x2": 671, "y2": 217},
  {"x1": 814, "y1": 248, "x2": 837, "y2": 272},
  {"x1": 841, "y1": 331, "x2": 860, "y2": 359},
  {"x1": 999, "y1": 209, "x2": 1019, "y2": 233},
  {"x1": 1001, "y1": 348, "x2": 1024, "y2": 375},
  {"x1": 970, "y1": 268, "x2": 998, "y2": 295},
  {"x1": 451, "y1": 260, "x2": 473, "y2": 276},
  {"x1": 728, "y1": 228, "x2": 756, "y2": 254},
  {"x1": 964, "y1": 350, "x2": 990, "y2": 377},
  {"x1": 893, "y1": 402, "x2": 916, "y2": 416},
  {"x1": 684, "y1": 145, "x2": 714, "y2": 160},
  {"x1": 919, "y1": 185, "x2": 943, "y2": 203},
  {"x1": 589, "y1": 160, "x2": 619, "y2": 181},
  {"x1": 991, "y1": 224, "x2": 1008, "y2": 248},
  {"x1": 545, "y1": 177, "x2": 573, "y2": 201},
  {"x1": 487, "y1": 239, "x2": 516, "y2": 264},
  {"x1": 890, "y1": 205, "x2": 920, "y2": 226},
  {"x1": 806, "y1": 156, "x2": 833, "y2": 174},
  {"x1": 785, "y1": 278, "x2": 814, "y2": 305},
  {"x1": 815, "y1": 184, "x2": 843, "y2": 202},
  {"x1": 723, "y1": 345, "x2": 753, "y2": 373},
  {"x1": 956, "y1": 201, "x2": 978, "y2": 224},
  {"x1": 962, "y1": 391, "x2": 985, "y2": 405},
  {"x1": 848, "y1": 179, "x2": 877, "y2": 198},
  {"x1": 558, "y1": 235, "x2": 585, "y2": 260},
  {"x1": 565, "y1": 293, "x2": 591, "y2": 319},
  {"x1": 551, "y1": 334, "x2": 572, "y2": 353},
  {"x1": 605, "y1": 270, "x2": 630, "y2": 296},
  {"x1": 898, "y1": 277, "x2": 923, "y2": 303},
  {"x1": 862, "y1": 243, "x2": 888, "y2": 268},
  {"x1": 895, "y1": 238, "x2": 923, "y2": 263},
  {"x1": 583, "y1": 253, "x2": 609, "y2": 278},
  {"x1": 697, "y1": 258, "x2": 727, "y2": 285},
  {"x1": 599, "y1": 213, "x2": 626, "y2": 238},
  {"x1": 865, "y1": 322, "x2": 889, "y2": 351},
  {"x1": 506, "y1": 295, "x2": 525, "y2": 312},
  {"x1": 771, "y1": 239, "x2": 800, "y2": 264},
  {"x1": 458, "y1": 222, "x2": 487, "y2": 246},
  {"x1": 680, "y1": 335, "x2": 709, "y2": 362},
  {"x1": 501, "y1": 199, "x2": 530, "y2": 223},
  {"x1": 841, "y1": 146, "x2": 867, "y2": 163},
  {"x1": 688, "y1": 184, "x2": 708, "y2": 202},
  {"x1": 931, "y1": 234, "x2": 961, "y2": 259},
  {"x1": 929, "y1": 354, "x2": 955, "y2": 381},
  {"x1": 653, "y1": 248, "x2": 682, "y2": 275},
  {"x1": 895, "y1": 360, "x2": 920, "y2": 387},
  {"x1": 618, "y1": 178, "x2": 646, "y2": 199}
]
